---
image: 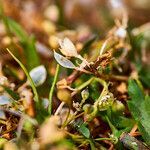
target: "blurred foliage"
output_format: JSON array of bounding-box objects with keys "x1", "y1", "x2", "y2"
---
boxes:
[{"x1": 0, "y1": 0, "x2": 149, "y2": 150}]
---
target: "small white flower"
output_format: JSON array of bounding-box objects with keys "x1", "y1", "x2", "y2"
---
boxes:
[
  {"x1": 115, "y1": 27, "x2": 127, "y2": 38},
  {"x1": 58, "y1": 37, "x2": 78, "y2": 57}
]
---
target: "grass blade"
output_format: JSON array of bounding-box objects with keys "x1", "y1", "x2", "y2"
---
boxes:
[{"x1": 6, "y1": 48, "x2": 39, "y2": 104}]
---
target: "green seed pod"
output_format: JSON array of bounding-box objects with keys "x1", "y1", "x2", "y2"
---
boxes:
[
  {"x1": 98, "y1": 92, "x2": 114, "y2": 111},
  {"x1": 112, "y1": 100, "x2": 125, "y2": 114}
]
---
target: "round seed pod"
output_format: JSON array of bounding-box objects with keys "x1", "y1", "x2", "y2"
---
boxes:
[{"x1": 57, "y1": 89, "x2": 72, "y2": 106}]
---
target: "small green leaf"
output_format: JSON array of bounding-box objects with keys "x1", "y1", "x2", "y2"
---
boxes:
[
  {"x1": 78, "y1": 123, "x2": 90, "y2": 138},
  {"x1": 73, "y1": 119, "x2": 90, "y2": 138}
]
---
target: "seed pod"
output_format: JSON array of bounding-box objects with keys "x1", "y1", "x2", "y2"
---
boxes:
[
  {"x1": 57, "y1": 89, "x2": 72, "y2": 106},
  {"x1": 112, "y1": 100, "x2": 125, "y2": 114}
]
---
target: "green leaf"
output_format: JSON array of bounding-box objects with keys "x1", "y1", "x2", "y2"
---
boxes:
[
  {"x1": 6, "y1": 48, "x2": 39, "y2": 104},
  {"x1": 138, "y1": 66, "x2": 150, "y2": 88},
  {"x1": 74, "y1": 119, "x2": 90, "y2": 138},
  {"x1": 6, "y1": 18, "x2": 40, "y2": 70},
  {"x1": 128, "y1": 79, "x2": 150, "y2": 145},
  {"x1": 78, "y1": 123, "x2": 90, "y2": 138}
]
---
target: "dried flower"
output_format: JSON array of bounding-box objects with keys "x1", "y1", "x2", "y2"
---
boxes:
[{"x1": 58, "y1": 37, "x2": 78, "y2": 57}]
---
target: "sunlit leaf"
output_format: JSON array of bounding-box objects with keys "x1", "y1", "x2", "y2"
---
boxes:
[
  {"x1": 29, "y1": 65, "x2": 47, "y2": 87},
  {"x1": 54, "y1": 51, "x2": 76, "y2": 69}
]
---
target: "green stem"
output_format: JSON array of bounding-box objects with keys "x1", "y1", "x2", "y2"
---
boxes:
[
  {"x1": 95, "y1": 137, "x2": 114, "y2": 141},
  {"x1": 88, "y1": 139, "x2": 96, "y2": 150},
  {"x1": 48, "y1": 64, "x2": 60, "y2": 115},
  {"x1": 6, "y1": 48, "x2": 39, "y2": 104}
]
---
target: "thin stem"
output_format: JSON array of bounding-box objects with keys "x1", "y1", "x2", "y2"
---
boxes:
[
  {"x1": 95, "y1": 138, "x2": 114, "y2": 141},
  {"x1": 71, "y1": 77, "x2": 94, "y2": 96},
  {"x1": 48, "y1": 64, "x2": 60, "y2": 115},
  {"x1": 6, "y1": 48, "x2": 39, "y2": 104}
]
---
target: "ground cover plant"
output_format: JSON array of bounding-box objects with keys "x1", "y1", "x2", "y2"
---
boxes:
[{"x1": 0, "y1": 0, "x2": 150, "y2": 149}]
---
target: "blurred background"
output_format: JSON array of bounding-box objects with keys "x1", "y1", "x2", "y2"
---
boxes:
[{"x1": 1, "y1": 0, "x2": 150, "y2": 33}]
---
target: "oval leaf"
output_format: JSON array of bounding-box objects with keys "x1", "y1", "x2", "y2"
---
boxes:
[
  {"x1": 0, "y1": 95, "x2": 11, "y2": 105},
  {"x1": 54, "y1": 51, "x2": 76, "y2": 69},
  {"x1": 29, "y1": 65, "x2": 47, "y2": 87}
]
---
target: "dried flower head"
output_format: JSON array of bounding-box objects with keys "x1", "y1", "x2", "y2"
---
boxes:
[{"x1": 58, "y1": 37, "x2": 78, "y2": 57}]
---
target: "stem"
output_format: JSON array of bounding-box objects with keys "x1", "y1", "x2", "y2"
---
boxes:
[
  {"x1": 54, "y1": 102, "x2": 65, "y2": 116},
  {"x1": 6, "y1": 48, "x2": 39, "y2": 104},
  {"x1": 62, "y1": 108, "x2": 70, "y2": 128},
  {"x1": 48, "y1": 64, "x2": 60, "y2": 115},
  {"x1": 95, "y1": 138, "x2": 114, "y2": 141},
  {"x1": 88, "y1": 139, "x2": 96, "y2": 150},
  {"x1": 71, "y1": 77, "x2": 94, "y2": 96}
]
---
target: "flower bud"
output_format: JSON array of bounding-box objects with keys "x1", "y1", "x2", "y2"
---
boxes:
[
  {"x1": 98, "y1": 92, "x2": 114, "y2": 111},
  {"x1": 81, "y1": 88, "x2": 89, "y2": 100}
]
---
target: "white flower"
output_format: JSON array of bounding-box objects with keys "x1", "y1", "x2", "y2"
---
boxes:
[{"x1": 58, "y1": 37, "x2": 78, "y2": 57}]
